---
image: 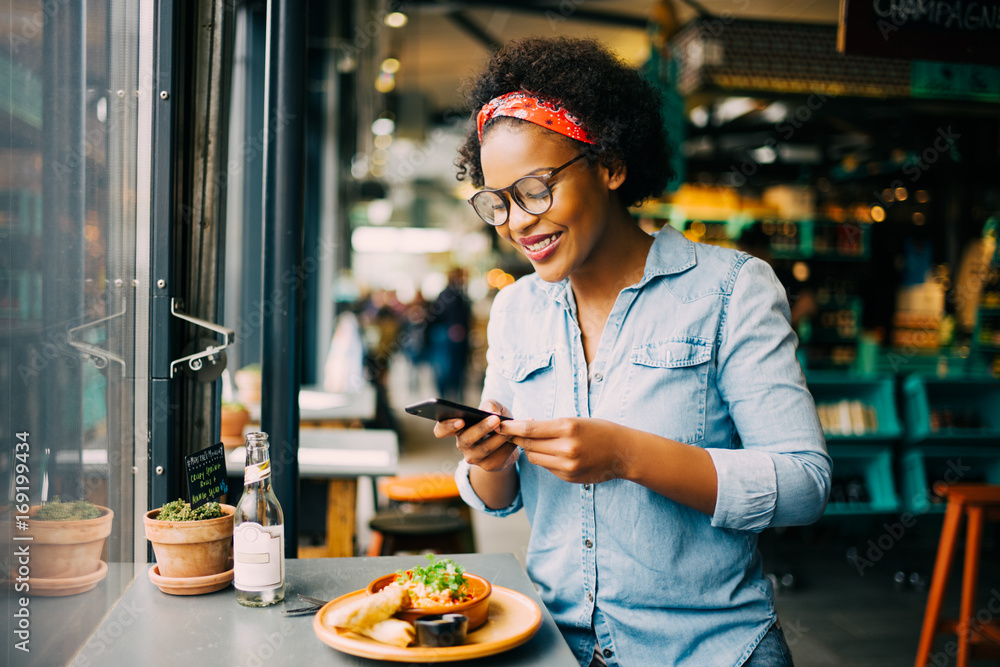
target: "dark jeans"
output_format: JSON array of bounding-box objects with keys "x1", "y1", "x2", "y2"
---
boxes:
[
  {"x1": 586, "y1": 621, "x2": 794, "y2": 667},
  {"x1": 743, "y1": 622, "x2": 795, "y2": 667}
]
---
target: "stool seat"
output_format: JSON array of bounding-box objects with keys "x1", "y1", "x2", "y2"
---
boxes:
[
  {"x1": 366, "y1": 472, "x2": 475, "y2": 557},
  {"x1": 945, "y1": 485, "x2": 1000, "y2": 506},
  {"x1": 382, "y1": 473, "x2": 460, "y2": 503},
  {"x1": 915, "y1": 483, "x2": 1000, "y2": 667},
  {"x1": 370, "y1": 513, "x2": 469, "y2": 537}
]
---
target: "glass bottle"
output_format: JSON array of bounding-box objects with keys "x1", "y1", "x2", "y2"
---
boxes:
[{"x1": 233, "y1": 432, "x2": 285, "y2": 607}]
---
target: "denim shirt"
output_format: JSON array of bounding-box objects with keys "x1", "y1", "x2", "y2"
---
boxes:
[{"x1": 455, "y1": 226, "x2": 831, "y2": 667}]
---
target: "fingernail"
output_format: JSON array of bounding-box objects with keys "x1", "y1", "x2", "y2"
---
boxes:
[
  {"x1": 487, "y1": 416, "x2": 499, "y2": 428},
  {"x1": 453, "y1": 420, "x2": 463, "y2": 429}
]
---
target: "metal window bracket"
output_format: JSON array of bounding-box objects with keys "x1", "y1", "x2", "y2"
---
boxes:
[
  {"x1": 169, "y1": 298, "x2": 236, "y2": 379},
  {"x1": 67, "y1": 299, "x2": 127, "y2": 377}
]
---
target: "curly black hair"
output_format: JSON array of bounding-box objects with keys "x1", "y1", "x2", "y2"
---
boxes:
[{"x1": 455, "y1": 36, "x2": 674, "y2": 209}]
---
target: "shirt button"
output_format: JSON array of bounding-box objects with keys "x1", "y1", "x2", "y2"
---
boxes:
[
  {"x1": 583, "y1": 484, "x2": 591, "y2": 491},
  {"x1": 603, "y1": 648, "x2": 613, "y2": 658},
  {"x1": 584, "y1": 539, "x2": 593, "y2": 548},
  {"x1": 593, "y1": 372, "x2": 603, "y2": 382}
]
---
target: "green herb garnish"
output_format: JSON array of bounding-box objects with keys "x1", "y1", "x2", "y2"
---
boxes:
[
  {"x1": 394, "y1": 554, "x2": 469, "y2": 601},
  {"x1": 33, "y1": 497, "x2": 102, "y2": 522},
  {"x1": 156, "y1": 499, "x2": 224, "y2": 521}
]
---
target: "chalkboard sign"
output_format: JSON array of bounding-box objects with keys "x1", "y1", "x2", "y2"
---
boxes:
[
  {"x1": 185, "y1": 443, "x2": 229, "y2": 509},
  {"x1": 839, "y1": 0, "x2": 1000, "y2": 65}
]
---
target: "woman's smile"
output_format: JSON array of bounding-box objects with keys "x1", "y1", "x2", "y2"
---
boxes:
[{"x1": 518, "y1": 232, "x2": 563, "y2": 261}]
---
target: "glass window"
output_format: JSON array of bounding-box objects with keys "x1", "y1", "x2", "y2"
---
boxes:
[{"x1": 2, "y1": 1, "x2": 144, "y2": 662}]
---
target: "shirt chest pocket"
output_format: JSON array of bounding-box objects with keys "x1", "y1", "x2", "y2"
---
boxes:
[
  {"x1": 620, "y1": 337, "x2": 712, "y2": 444},
  {"x1": 500, "y1": 351, "x2": 556, "y2": 420}
]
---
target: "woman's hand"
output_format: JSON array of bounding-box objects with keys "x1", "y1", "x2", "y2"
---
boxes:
[
  {"x1": 496, "y1": 417, "x2": 635, "y2": 484},
  {"x1": 432, "y1": 400, "x2": 520, "y2": 472}
]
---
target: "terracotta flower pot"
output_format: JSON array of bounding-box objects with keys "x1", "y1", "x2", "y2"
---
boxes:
[
  {"x1": 143, "y1": 504, "x2": 235, "y2": 579},
  {"x1": 220, "y1": 406, "x2": 250, "y2": 447},
  {"x1": 27, "y1": 505, "x2": 114, "y2": 579},
  {"x1": 234, "y1": 368, "x2": 262, "y2": 404}
]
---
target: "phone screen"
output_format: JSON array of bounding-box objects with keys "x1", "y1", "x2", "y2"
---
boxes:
[{"x1": 404, "y1": 398, "x2": 510, "y2": 425}]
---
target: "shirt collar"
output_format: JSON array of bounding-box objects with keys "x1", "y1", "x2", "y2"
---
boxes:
[{"x1": 535, "y1": 225, "x2": 698, "y2": 308}]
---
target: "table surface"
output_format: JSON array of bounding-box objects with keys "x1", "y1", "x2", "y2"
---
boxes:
[
  {"x1": 70, "y1": 554, "x2": 577, "y2": 666},
  {"x1": 225, "y1": 428, "x2": 399, "y2": 479},
  {"x1": 247, "y1": 384, "x2": 377, "y2": 423}
]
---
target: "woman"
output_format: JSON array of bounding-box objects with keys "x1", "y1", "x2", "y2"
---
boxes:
[{"x1": 436, "y1": 36, "x2": 831, "y2": 667}]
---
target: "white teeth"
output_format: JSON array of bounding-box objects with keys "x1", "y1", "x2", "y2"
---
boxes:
[{"x1": 526, "y1": 234, "x2": 559, "y2": 252}]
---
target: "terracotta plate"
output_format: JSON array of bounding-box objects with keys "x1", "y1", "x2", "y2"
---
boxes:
[
  {"x1": 32, "y1": 560, "x2": 109, "y2": 597},
  {"x1": 148, "y1": 562, "x2": 234, "y2": 596},
  {"x1": 313, "y1": 586, "x2": 542, "y2": 662}
]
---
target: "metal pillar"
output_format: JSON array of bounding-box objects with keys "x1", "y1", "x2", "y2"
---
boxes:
[{"x1": 262, "y1": 0, "x2": 305, "y2": 559}]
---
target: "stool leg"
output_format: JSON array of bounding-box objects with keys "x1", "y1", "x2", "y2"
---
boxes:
[
  {"x1": 915, "y1": 499, "x2": 964, "y2": 667},
  {"x1": 957, "y1": 506, "x2": 984, "y2": 667},
  {"x1": 366, "y1": 530, "x2": 384, "y2": 558}
]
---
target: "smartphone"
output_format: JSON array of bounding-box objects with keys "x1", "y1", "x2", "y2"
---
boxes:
[{"x1": 404, "y1": 398, "x2": 511, "y2": 426}]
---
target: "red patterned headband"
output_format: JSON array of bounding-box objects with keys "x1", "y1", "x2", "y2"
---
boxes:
[{"x1": 476, "y1": 91, "x2": 595, "y2": 145}]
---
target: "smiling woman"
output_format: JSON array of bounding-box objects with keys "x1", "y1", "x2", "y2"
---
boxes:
[{"x1": 435, "y1": 36, "x2": 832, "y2": 667}]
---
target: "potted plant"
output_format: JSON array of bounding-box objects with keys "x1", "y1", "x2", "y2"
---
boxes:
[
  {"x1": 234, "y1": 363, "x2": 262, "y2": 404},
  {"x1": 143, "y1": 499, "x2": 235, "y2": 581},
  {"x1": 26, "y1": 497, "x2": 113, "y2": 582},
  {"x1": 221, "y1": 400, "x2": 250, "y2": 447}
]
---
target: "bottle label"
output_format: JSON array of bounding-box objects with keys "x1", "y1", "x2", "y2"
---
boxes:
[
  {"x1": 234, "y1": 522, "x2": 283, "y2": 591},
  {"x1": 244, "y1": 460, "x2": 271, "y2": 485}
]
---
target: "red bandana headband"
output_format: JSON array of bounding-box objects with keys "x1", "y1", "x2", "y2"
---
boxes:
[{"x1": 476, "y1": 91, "x2": 596, "y2": 145}]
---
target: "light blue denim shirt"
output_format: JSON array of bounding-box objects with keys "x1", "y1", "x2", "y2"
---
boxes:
[{"x1": 456, "y1": 226, "x2": 831, "y2": 667}]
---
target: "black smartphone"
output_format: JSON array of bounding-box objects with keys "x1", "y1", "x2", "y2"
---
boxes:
[{"x1": 404, "y1": 398, "x2": 511, "y2": 426}]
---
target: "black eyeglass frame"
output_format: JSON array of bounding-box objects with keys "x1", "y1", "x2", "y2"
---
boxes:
[{"x1": 467, "y1": 153, "x2": 588, "y2": 226}]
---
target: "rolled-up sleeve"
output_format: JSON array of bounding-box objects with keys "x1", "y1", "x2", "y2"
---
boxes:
[
  {"x1": 454, "y1": 287, "x2": 523, "y2": 516},
  {"x1": 711, "y1": 257, "x2": 831, "y2": 532},
  {"x1": 455, "y1": 458, "x2": 523, "y2": 516}
]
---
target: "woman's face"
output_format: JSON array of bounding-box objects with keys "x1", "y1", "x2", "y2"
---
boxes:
[{"x1": 479, "y1": 122, "x2": 624, "y2": 284}]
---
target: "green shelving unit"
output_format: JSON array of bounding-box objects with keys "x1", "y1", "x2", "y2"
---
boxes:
[
  {"x1": 901, "y1": 447, "x2": 1000, "y2": 514},
  {"x1": 805, "y1": 374, "x2": 903, "y2": 516},
  {"x1": 823, "y1": 445, "x2": 901, "y2": 515},
  {"x1": 899, "y1": 372, "x2": 1000, "y2": 514},
  {"x1": 807, "y1": 373, "x2": 902, "y2": 443},
  {"x1": 901, "y1": 374, "x2": 1000, "y2": 446}
]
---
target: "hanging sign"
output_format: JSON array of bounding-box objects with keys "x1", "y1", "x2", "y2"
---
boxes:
[{"x1": 838, "y1": 0, "x2": 1000, "y2": 65}]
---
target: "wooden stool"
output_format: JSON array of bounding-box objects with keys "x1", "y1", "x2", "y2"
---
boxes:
[
  {"x1": 915, "y1": 484, "x2": 1000, "y2": 667},
  {"x1": 366, "y1": 473, "x2": 475, "y2": 556}
]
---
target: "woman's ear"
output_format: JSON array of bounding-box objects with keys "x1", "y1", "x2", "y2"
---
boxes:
[{"x1": 605, "y1": 159, "x2": 627, "y2": 191}]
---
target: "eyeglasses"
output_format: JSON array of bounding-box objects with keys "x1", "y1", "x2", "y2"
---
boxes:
[{"x1": 468, "y1": 154, "x2": 587, "y2": 226}]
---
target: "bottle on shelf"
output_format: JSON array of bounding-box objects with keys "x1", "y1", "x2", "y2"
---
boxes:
[{"x1": 233, "y1": 431, "x2": 285, "y2": 607}]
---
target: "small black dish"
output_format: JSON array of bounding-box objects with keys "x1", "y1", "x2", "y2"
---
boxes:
[{"x1": 414, "y1": 613, "x2": 469, "y2": 647}]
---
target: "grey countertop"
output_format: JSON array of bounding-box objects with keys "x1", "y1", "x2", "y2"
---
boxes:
[{"x1": 66, "y1": 554, "x2": 578, "y2": 666}]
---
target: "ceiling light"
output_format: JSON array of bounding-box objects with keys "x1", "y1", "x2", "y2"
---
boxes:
[
  {"x1": 761, "y1": 102, "x2": 787, "y2": 124},
  {"x1": 750, "y1": 146, "x2": 777, "y2": 164},
  {"x1": 371, "y1": 117, "x2": 395, "y2": 136},
  {"x1": 381, "y1": 58, "x2": 400, "y2": 74},
  {"x1": 689, "y1": 106, "x2": 708, "y2": 128},
  {"x1": 352, "y1": 226, "x2": 453, "y2": 254},
  {"x1": 714, "y1": 97, "x2": 756, "y2": 125},
  {"x1": 366, "y1": 199, "x2": 393, "y2": 225},
  {"x1": 374, "y1": 72, "x2": 395, "y2": 93},
  {"x1": 385, "y1": 12, "x2": 408, "y2": 28}
]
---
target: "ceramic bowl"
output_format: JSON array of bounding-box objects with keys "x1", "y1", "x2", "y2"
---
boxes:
[{"x1": 366, "y1": 572, "x2": 492, "y2": 630}]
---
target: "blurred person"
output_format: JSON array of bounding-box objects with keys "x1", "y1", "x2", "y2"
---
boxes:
[
  {"x1": 427, "y1": 268, "x2": 472, "y2": 402},
  {"x1": 400, "y1": 290, "x2": 430, "y2": 394},
  {"x1": 432, "y1": 37, "x2": 830, "y2": 667}
]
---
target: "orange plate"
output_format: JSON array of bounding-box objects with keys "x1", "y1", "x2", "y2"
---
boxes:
[{"x1": 313, "y1": 586, "x2": 542, "y2": 662}]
